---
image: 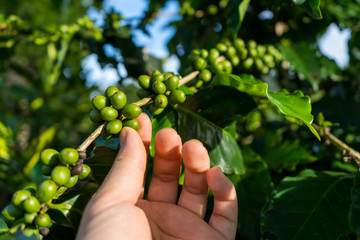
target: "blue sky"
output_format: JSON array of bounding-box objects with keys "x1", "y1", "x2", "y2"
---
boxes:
[{"x1": 82, "y1": 1, "x2": 352, "y2": 90}]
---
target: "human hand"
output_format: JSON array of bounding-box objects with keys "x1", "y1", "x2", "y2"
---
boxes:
[{"x1": 77, "y1": 113, "x2": 238, "y2": 240}]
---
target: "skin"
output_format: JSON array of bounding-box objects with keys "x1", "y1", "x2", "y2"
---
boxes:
[{"x1": 77, "y1": 113, "x2": 238, "y2": 240}]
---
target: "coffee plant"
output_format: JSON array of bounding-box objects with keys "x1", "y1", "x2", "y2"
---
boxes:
[{"x1": 1, "y1": 0, "x2": 360, "y2": 239}]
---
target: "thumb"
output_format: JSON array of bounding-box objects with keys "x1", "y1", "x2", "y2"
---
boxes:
[{"x1": 94, "y1": 127, "x2": 147, "y2": 207}]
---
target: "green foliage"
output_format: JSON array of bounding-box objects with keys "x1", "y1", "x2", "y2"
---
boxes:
[{"x1": 1, "y1": 0, "x2": 360, "y2": 239}]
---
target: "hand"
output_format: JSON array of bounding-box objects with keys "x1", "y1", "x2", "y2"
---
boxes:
[{"x1": 77, "y1": 113, "x2": 238, "y2": 240}]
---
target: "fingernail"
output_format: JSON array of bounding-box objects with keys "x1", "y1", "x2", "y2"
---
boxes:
[{"x1": 120, "y1": 128, "x2": 128, "y2": 146}]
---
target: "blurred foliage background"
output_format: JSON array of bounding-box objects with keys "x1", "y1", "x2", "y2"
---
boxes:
[{"x1": 0, "y1": 0, "x2": 360, "y2": 239}]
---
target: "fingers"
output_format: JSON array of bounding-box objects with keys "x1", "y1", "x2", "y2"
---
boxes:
[
  {"x1": 147, "y1": 128, "x2": 182, "y2": 203},
  {"x1": 137, "y1": 113, "x2": 152, "y2": 151},
  {"x1": 177, "y1": 140, "x2": 210, "y2": 218},
  {"x1": 207, "y1": 167, "x2": 238, "y2": 240},
  {"x1": 92, "y1": 127, "x2": 147, "y2": 211}
]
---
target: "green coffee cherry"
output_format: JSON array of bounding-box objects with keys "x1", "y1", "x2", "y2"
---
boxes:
[
  {"x1": 208, "y1": 48, "x2": 220, "y2": 63},
  {"x1": 248, "y1": 40, "x2": 257, "y2": 49},
  {"x1": 195, "y1": 57, "x2": 207, "y2": 70},
  {"x1": 123, "y1": 119, "x2": 140, "y2": 131},
  {"x1": 23, "y1": 196, "x2": 40, "y2": 213},
  {"x1": 106, "y1": 119, "x2": 123, "y2": 135},
  {"x1": 240, "y1": 48, "x2": 248, "y2": 59},
  {"x1": 255, "y1": 58, "x2": 264, "y2": 70},
  {"x1": 234, "y1": 38, "x2": 245, "y2": 51},
  {"x1": 64, "y1": 175, "x2": 78, "y2": 188},
  {"x1": 149, "y1": 104, "x2": 164, "y2": 116},
  {"x1": 257, "y1": 45, "x2": 267, "y2": 57},
  {"x1": 122, "y1": 104, "x2": 142, "y2": 119},
  {"x1": 189, "y1": 49, "x2": 200, "y2": 61},
  {"x1": 101, "y1": 107, "x2": 118, "y2": 121},
  {"x1": 24, "y1": 212, "x2": 37, "y2": 224},
  {"x1": 243, "y1": 58, "x2": 254, "y2": 69},
  {"x1": 164, "y1": 72, "x2": 173, "y2": 80},
  {"x1": 199, "y1": 69, "x2": 212, "y2": 82},
  {"x1": 91, "y1": 95, "x2": 108, "y2": 110},
  {"x1": 111, "y1": 91, "x2": 127, "y2": 110},
  {"x1": 79, "y1": 164, "x2": 91, "y2": 180},
  {"x1": 165, "y1": 75, "x2": 179, "y2": 91},
  {"x1": 101, "y1": 131, "x2": 112, "y2": 140},
  {"x1": 207, "y1": 4, "x2": 218, "y2": 15},
  {"x1": 138, "y1": 75, "x2": 151, "y2": 89},
  {"x1": 105, "y1": 86, "x2": 119, "y2": 99},
  {"x1": 41, "y1": 149, "x2": 59, "y2": 167},
  {"x1": 152, "y1": 81, "x2": 167, "y2": 94},
  {"x1": 12, "y1": 189, "x2": 31, "y2": 207},
  {"x1": 41, "y1": 165, "x2": 53, "y2": 176},
  {"x1": 249, "y1": 48, "x2": 257, "y2": 58},
  {"x1": 200, "y1": 49, "x2": 209, "y2": 59},
  {"x1": 152, "y1": 70, "x2": 161, "y2": 77},
  {"x1": 35, "y1": 213, "x2": 51, "y2": 228},
  {"x1": 2, "y1": 203, "x2": 23, "y2": 221},
  {"x1": 136, "y1": 88, "x2": 152, "y2": 98},
  {"x1": 194, "y1": 80, "x2": 204, "y2": 88},
  {"x1": 231, "y1": 56, "x2": 240, "y2": 67},
  {"x1": 89, "y1": 110, "x2": 103, "y2": 123},
  {"x1": 154, "y1": 94, "x2": 168, "y2": 108},
  {"x1": 36, "y1": 180, "x2": 57, "y2": 203},
  {"x1": 169, "y1": 90, "x2": 186, "y2": 104},
  {"x1": 261, "y1": 66, "x2": 270, "y2": 74},
  {"x1": 60, "y1": 148, "x2": 79, "y2": 165},
  {"x1": 226, "y1": 46, "x2": 237, "y2": 57},
  {"x1": 153, "y1": 74, "x2": 165, "y2": 83},
  {"x1": 222, "y1": 60, "x2": 233, "y2": 73},
  {"x1": 263, "y1": 54, "x2": 275, "y2": 68},
  {"x1": 216, "y1": 43, "x2": 227, "y2": 53},
  {"x1": 51, "y1": 165, "x2": 71, "y2": 186}
]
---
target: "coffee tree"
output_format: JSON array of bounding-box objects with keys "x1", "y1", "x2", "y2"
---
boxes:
[{"x1": 1, "y1": 0, "x2": 360, "y2": 239}]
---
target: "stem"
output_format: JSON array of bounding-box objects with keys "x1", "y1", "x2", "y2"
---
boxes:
[
  {"x1": 312, "y1": 123, "x2": 360, "y2": 166},
  {"x1": 77, "y1": 70, "x2": 200, "y2": 151}
]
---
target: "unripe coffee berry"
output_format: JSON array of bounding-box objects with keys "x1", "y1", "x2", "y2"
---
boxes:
[
  {"x1": 153, "y1": 74, "x2": 165, "y2": 83},
  {"x1": 138, "y1": 75, "x2": 151, "y2": 89},
  {"x1": 89, "y1": 110, "x2": 103, "y2": 123},
  {"x1": 216, "y1": 43, "x2": 227, "y2": 53},
  {"x1": 154, "y1": 94, "x2": 168, "y2": 108},
  {"x1": 36, "y1": 180, "x2": 57, "y2": 203},
  {"x1": 169, "y1": 90, "x2": 186, "y2": 104},
  {"x1": 79, "y1": 164, "x2": 91, "y2": 180},
  {"x1": 152, "y1": 81, "x2": 167, "y2": 94},
  {"x1": 91, "y1": 95, "x2": 108, "y2": 110},
  {"x1": 110, "y1": 91, "x2": 127, "y2": 110},
  {"x1": 231, "y1": 56, "x2": 240, "y2": 67},
  {"x1": 199, "y1": 69, "x2": 212, "y2": 82},
  {"x1": 149, "y1": 104, "x2": 164, "y2": 116},
  {"x1": 106, "y1": 119, "x2": 123, "y2": 135},
  {"x1": 35, "y1": 213, "x2": 51, "y2": 228},
  {"x1": 60, "y1": 148, "x2": 79, "y2": 165},
  {"x1": 234, "y1": 38, "x2": 245, "y2": 51},
  {"x1": 12, "y1": 189, "x2": 31, "y2": 207},
  {"x1": 2, "y1": 204, "x2": 23, "y2": 221},
  {"x1": 248, "y1": 40, "x2": 257, "y2": 49},
  {"x1": 122, "y1": 104, "x2": 142, "y2": 119},
  {"x1": 123, "y1": 119, "x2": 140, "y2": 131},
  {"x1": 226, "y1": 46, "x2": 237, "y2": 57},
  {"x1": 207, "y1": 4, "x2": 218, "y2": 15},
  {"x1": 51, "y1": 165, "x2": 71, "y2": 186},
  {"x1": 165, "y1": 75, "x2": 179, "y2": 91},
  {"x1": 200, "y1": 49, "x2": 209, "y2": 59},
  {"x1": 23, "y1": 196, "x2": 40, "y2": 213},
  {"x1": 243, "y1": 58, "x2": 254, "y2": 69},
  {"x1": 64, "y1": 175, "x2": 79, "y2": 188},
  {"x1": 195, "y1": 57, "x2": 207, "y2": 70},
  {"x1": 24, "y1": 212, "x2": 37, "y2": 224},
  {"x1": 208, "y1": 48, "x2": 220, "y2": 63},
  {"x1": 101, "y1": 107, "x2": 118, "y2": 121},
  {"x1": 164, "y1": 72, "x2": 173, "y2": 80},
  {"x1": 105, "y1": 86, "x2": 119, "y2": 99},
  {"x1": 41, "y1": 149, "x2": 59, "y2": 167}
]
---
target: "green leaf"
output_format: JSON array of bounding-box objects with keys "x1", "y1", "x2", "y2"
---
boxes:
[
  {"x1": 350, "y1": 169, "x2": 360, "y2": 235},
  {"x1": 0, "y1": 219, "x2": 8, "y2": 234},
  {"x1": 264, "y1": 139, "x2": 317, "y2": 172},
  {"x1": 261, "y1": 169, "x2": 353, "y2": 239},
  {"x1": 183, "y1": 85, "x2": 257, "y2": 127},
  {"x1": 212, "y1": 73, "x2": 320, "y2": 140},
  {"x1": 177, "y1": 108, "x2": 245, "y2": 174},
  {"x1": 0, "y1": 232, "x2": 14, "y2": 240},
  {"x1": 86, "y1": 146, "x2": 118, "y2": 184},
  {"x1": 228, "y1": 0, "x2": 251, "y2": 36},
  {"x1": 293, "y1": 0, "x2": 322, "y2": 20},
  {"x1": 229, "y1": 147, "x2": 273, "y2": 239}
]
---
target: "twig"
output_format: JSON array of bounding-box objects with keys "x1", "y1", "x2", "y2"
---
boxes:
[
  {"x1": 77, "y1": 70, "x2": 200, "y2": 151},
  {"x1": 312, "y1": 123, "x2": 360, "y2": 166}
]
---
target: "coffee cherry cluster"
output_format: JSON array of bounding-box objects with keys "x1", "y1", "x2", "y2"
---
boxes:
[
  {"x1": 188, "y1": 38, "x2": 283, "y2": 88},
  {"x1": 136, "y1": 71, "x2": 186, "y2": 116},
  {"x1": 1, "y1": 148, "x2": 91, "y2": 236},
  {"x1": 89, "y1": 86, "x2": 142, "y2": 140},
  {"x1": 180, "y1": 0, "x2": 231, "y2": 18}
]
